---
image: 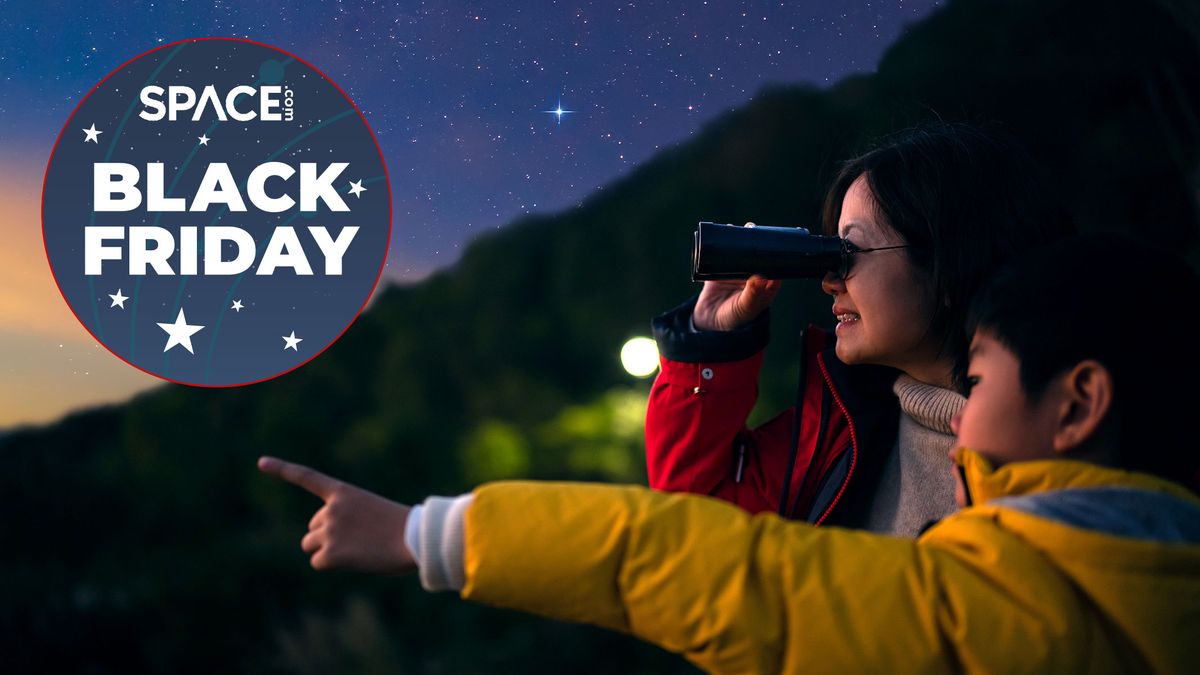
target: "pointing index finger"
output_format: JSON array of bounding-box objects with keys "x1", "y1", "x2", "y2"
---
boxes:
[{"x1": 258, "y1": 456, "x2": 341, "y2": 500}]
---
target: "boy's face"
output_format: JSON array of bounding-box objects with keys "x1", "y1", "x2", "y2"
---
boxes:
[{"x1": 949, "y1": 331, "x2": 1061, "y2": 506}]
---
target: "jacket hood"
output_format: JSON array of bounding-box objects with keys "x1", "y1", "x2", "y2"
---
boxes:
[
  {"x1": 954, "y1": 447, "x2": 1200, "y2": 508},
  {"x1": 928, "y1": 449, "x2": 1200, "y2": 672}
]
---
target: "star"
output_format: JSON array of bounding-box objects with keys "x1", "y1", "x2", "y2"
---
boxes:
[
  {"x1": 157, "y1": 308, "x2": 204, "y2": 354},
  {"x1": 231, "y1": 299, "x2": 244, "y2": 312},
  {"x1": 108, "y1": 288, "x2": 128, "y2": 309},
  {"x1": 83, "y1": 123, "x2": 102, "y2": 143},
  {"x1": 348, "y1": 179, "x2": 367, "y2": 198},
  {"x1": 542, "y1": 99, "x2": 575, "y2": 125},
  {"x1": 198, "y1": 134, "x2": 210, "y2": 146},
  {"x1": 282, "y1": 331, "x2": 303, "y2": 351}
]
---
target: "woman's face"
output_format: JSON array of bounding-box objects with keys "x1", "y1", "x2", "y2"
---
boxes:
[{"x1": 822, "y1": 174, "x2": 945, "y2": 381}]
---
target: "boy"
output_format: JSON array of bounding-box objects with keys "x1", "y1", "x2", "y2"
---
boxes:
[{"x1": 260, "y1": 233, "x2": 1200, "y2": 673}]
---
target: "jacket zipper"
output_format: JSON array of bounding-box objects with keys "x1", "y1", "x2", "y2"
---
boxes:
[
  {"x1": 956, "y1": 464, "x2": 973, "y2": 507},
  {"x1": 813, "y1": 352, "x2": 860, "y2": 526}
]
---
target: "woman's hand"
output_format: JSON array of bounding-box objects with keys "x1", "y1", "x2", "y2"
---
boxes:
[
  {"x1": 258, "y1": 456, "x2": 416, "y2": 575},
  {"x1": 692, "y1": 275, "x2": 781, "y2": 331}
]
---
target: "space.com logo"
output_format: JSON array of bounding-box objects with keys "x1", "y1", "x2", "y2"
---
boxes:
[
  {"x1": 139, "y1": 84, "x2": 296, "y2": 122},
  {"x1": 42, "y1": 38, "x2": 392, "y2": 387}
]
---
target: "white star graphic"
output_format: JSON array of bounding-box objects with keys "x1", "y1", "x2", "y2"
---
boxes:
[
  {"x1": 282, "y1": 331, "x2": 303, "y2": 351},
  {"x1": 231, "y1": 299, "x2": 244, "y2": 312},
  {"x1": 198, "y1": 134, "x2": 210, "y2": 146},
  {"x1": 157, "y1": 308, "x2": 204, "y2": 354},
  {"x1": 83, "y1": 123, "x2": 102, "y2": 143},
  {"x1": 348, "y1": 179, "x2": 367, "y2": 198},
  {"x1": 108, "y1": 288, "x2": 129, "y2": 309}
]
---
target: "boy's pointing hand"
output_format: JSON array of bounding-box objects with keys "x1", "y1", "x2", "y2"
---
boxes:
[{"x1": 258, "y1": 456, "x2": 416, "y2": 575}]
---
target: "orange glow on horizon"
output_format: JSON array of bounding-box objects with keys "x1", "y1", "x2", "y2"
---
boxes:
[{"x1": 0, "y1": 155, "x2": 160, "y2": 429}]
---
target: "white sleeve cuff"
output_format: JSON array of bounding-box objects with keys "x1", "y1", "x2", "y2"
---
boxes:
[{"x1": 404, "y1": 493, "x2": 474, "y2": 592}]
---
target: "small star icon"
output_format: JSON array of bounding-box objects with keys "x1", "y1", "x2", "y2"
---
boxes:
[
  {"x1": 83, "y1": 124, "x2": 102, "y2": 143},
  {"x1": 231, "y1": 299, "x2": 244, "y2": 312},
  {"x1": 282, "y1": 331, "x2": 303, "y2": 351},
  {"x1": 348, "y1": 179, "x2": 367, "y2": 198},
  {"x1": 157, "y1": 308, "x2": 204, "y2": 354},
  {"x1": 198, "y1": 134, "x2": 210, "y2": 146},
  {"x1": 108, "y1": 288, "x2": 129, "y2": 309}
]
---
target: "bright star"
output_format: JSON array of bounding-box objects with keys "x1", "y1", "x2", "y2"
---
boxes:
[
  {"x1": 83, "y1": 124, "x2": 102, "y2": 143},
  {"x1": 542, "y1": 99, "x2": 575, "y2": 125},
  {"x1": 198, "y1": 134, "x2": 210, "y2": 146},
  {"x1": 348, "y1": 179, "x2": 367, "y2": 198},
  {"x1": 108, "y1": 288, "x2": 128, "y2": 309},
  {"x1": 157, "y1": 308, "x2": 204, "y2": 354},
  {"x1": 231, "y1": 299, "x2": 244, "y2": 312},
  {"x1": 282, "y1": 331, "x2": 303, "y2": 351}
]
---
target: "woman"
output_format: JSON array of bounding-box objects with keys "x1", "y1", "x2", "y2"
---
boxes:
[{"x1": 646, "y1": 122, "x2": 1074, "y2": 535}]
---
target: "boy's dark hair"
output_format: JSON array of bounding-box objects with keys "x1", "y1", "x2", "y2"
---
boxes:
[
  {"x1": 966, "y1": 232, "x2": 1200, "y2": 488},
  {"x1": 821, "y1": 122, "x2": 1076, "y2": 393}
]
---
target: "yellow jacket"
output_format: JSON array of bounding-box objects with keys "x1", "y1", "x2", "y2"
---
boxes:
[{"x1": 459, "y1": 450, "x2": 1200, "y2": 674}]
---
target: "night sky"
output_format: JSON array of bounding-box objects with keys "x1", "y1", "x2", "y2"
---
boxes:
[
  {"x1": 2, "y1": 0, "x2": 943, "y2": 278},
  {"x1": 0, "y1": 1, "x2": 944, "y2": 425}
]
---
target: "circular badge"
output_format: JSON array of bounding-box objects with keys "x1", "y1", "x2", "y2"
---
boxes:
[{"x1": 43, "y1": 38, "x2": 391, "y2": 387}]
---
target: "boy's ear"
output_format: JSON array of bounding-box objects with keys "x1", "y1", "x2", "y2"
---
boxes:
[{"x1": 1051, "y1": 360, "x2": 1114, "y2": 454}]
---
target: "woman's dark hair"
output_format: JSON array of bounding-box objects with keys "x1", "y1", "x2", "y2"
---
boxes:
[
  {"x1": 966, "y1": 233, "x2": 1200, "y2": 490},
  {"x1": 821, "y1": 122, "x2": 1075, "y2": 393}
]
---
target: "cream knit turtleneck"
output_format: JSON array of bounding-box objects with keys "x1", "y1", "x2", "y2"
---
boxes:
[{"x1": 860, "y1": 374, "x2": 966, "y2": 537}]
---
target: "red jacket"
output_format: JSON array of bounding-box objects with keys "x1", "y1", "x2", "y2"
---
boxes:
[{"x1": 646, "y1": 297, "x2": 901, "y2": 525}]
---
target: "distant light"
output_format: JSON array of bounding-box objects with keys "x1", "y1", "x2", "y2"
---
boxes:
[
  {"x1": 542, "y1": 98, "x2": 575, "y2": 125},
  {"x1": 620, "y1": 337, "x2": 659, "y2": 378}
]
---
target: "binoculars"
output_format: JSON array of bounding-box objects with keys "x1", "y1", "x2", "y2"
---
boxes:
[{"x1": 691, "y1": 221, "x2": 848, "y2": 281}]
